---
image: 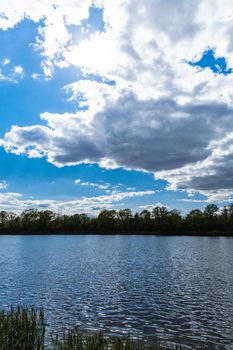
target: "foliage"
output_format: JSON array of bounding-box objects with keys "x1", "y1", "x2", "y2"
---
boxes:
[
  {"x1": 0, "y1": 307, "x2": 184, "y2": 350},
  {"x1": 1, "y1": 204, "x2": 233, "y2": 235},
  {"x1": 0, "y1": 306, "x2": 45, "y2": 350},
  {"x1": 52, "y1": 331, "x2": 176, "y2": 350}
]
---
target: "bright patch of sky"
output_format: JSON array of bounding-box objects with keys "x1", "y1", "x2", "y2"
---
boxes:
[
  {"x1": 71, "y1": 6, "x2": 105, "y2": 39},
  {"x1": 1, "y1": 1, "x2": 233, "y2": 214}
]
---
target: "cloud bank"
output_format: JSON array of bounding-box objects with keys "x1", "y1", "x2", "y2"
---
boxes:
[
  {"x1": 2, "y1": 0, "x2": 233, "y2": 201},
  {"x1": 0, "y1": 189, "x2": 155, "y2": 215}
]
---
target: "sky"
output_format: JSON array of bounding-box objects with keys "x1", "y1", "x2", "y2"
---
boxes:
[{"x1": 1, "y1": 0, "x2": 233, "y2": 215}]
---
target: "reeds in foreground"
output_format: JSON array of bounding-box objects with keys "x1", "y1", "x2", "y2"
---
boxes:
[
  {"x1": 0, "y1": 307, "x2": 184, "y2": 350},
  {"x1": 52, "y1": 330, "x2": 180, "y2": 350},
  {"x1": 0, "y1": 306, "x2": 45, "y2": 350}
]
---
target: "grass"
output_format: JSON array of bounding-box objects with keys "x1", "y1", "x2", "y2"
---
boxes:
[
  {"x1": 0, "y1": 306, "x2": 45, "y2": 350},
  {"x1": 0, "y1": 307, "x2": 185, "y2": 350},
  {"x1": 52, "y1": 330, "x2": 182, "y2": 350}
]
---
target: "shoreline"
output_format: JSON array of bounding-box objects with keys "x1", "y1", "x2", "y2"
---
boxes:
[
  {"x1": 2, "y1": 205, "x2": 233, "y2": 236},
  {"x1": 1, "y1": 231, "x2": 233, "y2": 236}
]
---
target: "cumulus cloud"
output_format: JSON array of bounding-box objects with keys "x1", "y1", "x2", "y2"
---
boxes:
[
  {"x1": 2, "y1": 0, "x2": 233, "y2": 200},
  {"x1": 14, "y1": 65, "x2": 24, "y2": 77},
  {"x1": 2, "y1": 58, "x2": 10, "y2": 66},
  {"x1": 139, "y1": 203, "x2": 169, "y2": 211},
  {"x1": 75, "y1": 178, "x2": 110, "y2": 190},
  {"x1": 3, "y1": 89, "x2": 233, "y2": 195},
  {"x1": 156, "y1": 132, "x2": 233, "y2": 201},
  {"x1": 0, "y1": 59, "x2": 25, "y2": 82},
  {"x1": 0, "y1": 181, "x2": 8, "y2": 190},
  {"x1": 0, "y1": 190, "x2": 155, "y2": 215},
  {"x1": 0, "y1": 0, "x2": 95, "y2": 75}
]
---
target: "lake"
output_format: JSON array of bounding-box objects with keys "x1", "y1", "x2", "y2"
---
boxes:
[{"x1": 0, "y1": 235, "x2": 232, "y2": 349}]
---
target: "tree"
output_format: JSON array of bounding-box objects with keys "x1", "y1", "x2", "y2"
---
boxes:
[
  {"x1": 98, "y1": 210, "x2": 117, "y2": 232},
  {"x1": 151, "y1": 206, "x2": 168, "y2": 219},
  {"x1": 117, "y1": 209, "x2": 133, "y2": 221},
  {"x1": 204, "y1": 204, "x2": 219, "y2": 217},
  {"x1": 0, "y1": 211, "x2": 9, "y2": 224},
  {"x1": 139, "y1": 210, "x2": 151, "y2": 220},
  {"x1": 185, "y1": 209, "x2": 203, "y2": 233}
]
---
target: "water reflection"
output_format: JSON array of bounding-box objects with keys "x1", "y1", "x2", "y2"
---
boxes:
[{"x1": 0, "y1": 235, "x2": 232, "y2": 349}]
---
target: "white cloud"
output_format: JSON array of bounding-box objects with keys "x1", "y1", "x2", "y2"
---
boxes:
[
  {"x1": 0, "y1": 190, "x2": 155, "y2": 214},
  {"x1": 0, "y1": 181, "x2": 8, "y2": 190},
  {"x1": 14, "y1": 65, "x2": 24, "y2": 78},
  {"x1": 2, "y1": 0, "x2": 233, "y2": 201},
  {"x1": 0, "y1": 61, "x2": 25, "y2": 82},
  {"x1": 179, "y1": 199, "x2": 208, "y2": 203},
  {"x1": 2, "y1": 58, "x2": 10, "y2": 65},
  {"x1": 139, "y1": 203, "x2": 168, "y2": 211},
  {"x1": 75, "y1": 178, "x2": 110, "y2": 190},
  {"x1": 0, "y1": 0, "x2": 98, "y2": 76}
]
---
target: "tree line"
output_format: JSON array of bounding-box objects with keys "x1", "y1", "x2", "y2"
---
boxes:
[{"x1": 1, "y1": 204, "x2": 233, "y2": 235}]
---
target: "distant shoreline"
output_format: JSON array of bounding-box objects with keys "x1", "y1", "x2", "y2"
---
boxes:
[
  {"x1": 1, "y1": 204, "x2": 233, "y2": 236},
  {"x1": 1, "y1": 232, "x2": 233, "y2": 236}
]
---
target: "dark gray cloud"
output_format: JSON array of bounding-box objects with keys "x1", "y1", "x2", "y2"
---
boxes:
[
  {"x1": 3, "y1": 91, "x2": 233, "y2": 200},
  {"x1": 100, "y1": 94, "x2": 233, "y2": 172},
  {"x1": 2, "y1": 0, "x2": 233, "y2": 202}
]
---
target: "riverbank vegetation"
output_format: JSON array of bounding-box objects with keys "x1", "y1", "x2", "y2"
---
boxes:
[
  {"x1": 52, "y1": 330, "x2": 174, "y2": 350},
  {"x1": 1, "y1": 204, "x2": 233, "y2": 235},
  {"x1": 0, "y1": 307, "x2": 180, "y2": 350},
  {"x1": 0, "y1": 307, "x2": 45, "y2": 350}
]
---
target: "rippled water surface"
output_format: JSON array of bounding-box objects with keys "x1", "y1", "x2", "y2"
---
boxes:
[{"x1": 0, "y1": 235, "x2": 233, "y2": 349}]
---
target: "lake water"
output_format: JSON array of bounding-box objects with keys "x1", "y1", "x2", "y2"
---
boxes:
[{"x1": 0, "y1": 235, "x2": 232, "y2": 349}]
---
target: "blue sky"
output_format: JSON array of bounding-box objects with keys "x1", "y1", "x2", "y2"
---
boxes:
[{"x1": 0, "y1": 1, "x2": 233, "y2": 214}]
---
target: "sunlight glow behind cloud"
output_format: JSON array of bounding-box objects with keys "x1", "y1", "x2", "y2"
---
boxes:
[{"x1": 1, "y1": 0, "x2": 233, "y2": 207}]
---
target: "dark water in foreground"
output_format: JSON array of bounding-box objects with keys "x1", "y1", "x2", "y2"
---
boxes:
[{"x1": 0, "y1": 235, "x2": 232, "y2": 349}]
